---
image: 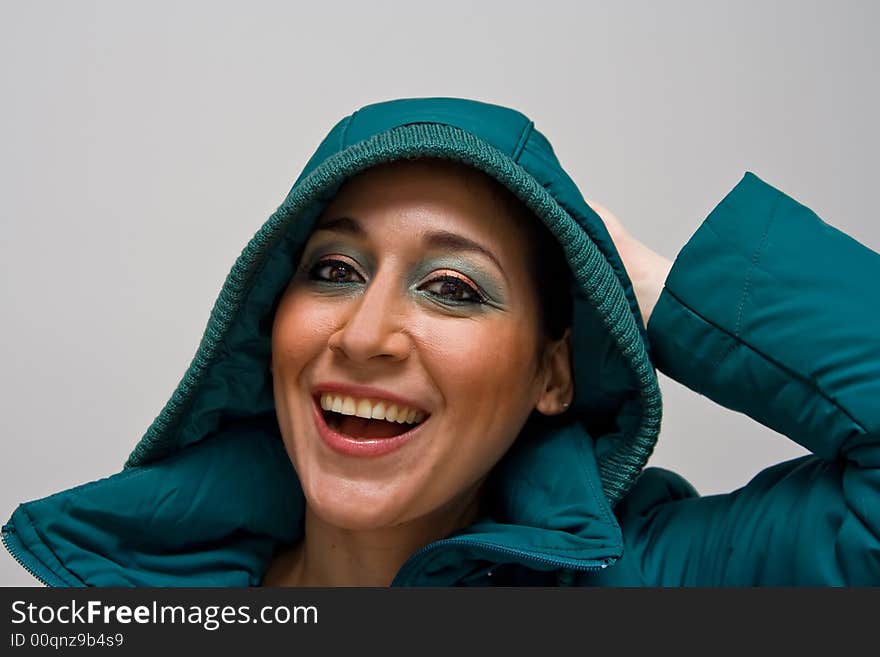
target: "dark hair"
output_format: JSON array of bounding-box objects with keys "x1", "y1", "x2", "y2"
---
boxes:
[
  {"x1": 485, "y1": 174, "x2": 574, "y2": 344},
  {"x1": 523, "y1": 211, "x2": 574, "y2": 342}
]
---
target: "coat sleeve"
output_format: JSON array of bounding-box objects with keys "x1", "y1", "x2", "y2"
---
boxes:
[{"x1": 617, "y1": 172, "x2": 880, "y2": 585}]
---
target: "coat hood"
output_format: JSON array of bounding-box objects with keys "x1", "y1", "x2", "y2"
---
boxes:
[{"x1": 4, "y1": 97, "x2": 661, "y2": 586}]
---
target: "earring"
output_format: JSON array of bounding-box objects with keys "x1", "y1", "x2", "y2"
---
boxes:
[{"x1": 562, "y1": 402, "x2": 569, "y2": 410}]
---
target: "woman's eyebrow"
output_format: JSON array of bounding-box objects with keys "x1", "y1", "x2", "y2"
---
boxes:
[
  {"x1": 313, "y1": 215, "x2": 506, "y2": 275},
  {"x1": 311, "y1": 215, "x2": 364, "y2": 238},
  {"x1": 423, "y1": 231, "x2": 506, "y2": 276}
]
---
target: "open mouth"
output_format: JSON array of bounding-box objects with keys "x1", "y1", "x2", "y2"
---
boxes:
[
  {"x1": 323, "y1": 410, "x2": 421, "y2": 439},
  {"x1": 316, "y1": 396, "x2": 429, "y2": 440}
]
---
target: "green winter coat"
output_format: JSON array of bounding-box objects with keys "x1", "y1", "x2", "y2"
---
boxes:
[{"x1": 4, "y1": 97, "x2": 879, "y2": 586}]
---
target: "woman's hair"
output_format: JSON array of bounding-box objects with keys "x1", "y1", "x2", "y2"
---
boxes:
[
  {"x1": 522, "y1": 207, "x2": 574, "y2": 342},
  {"x1": 483, "y1": 170, "x2": 574, "y2": 344}
]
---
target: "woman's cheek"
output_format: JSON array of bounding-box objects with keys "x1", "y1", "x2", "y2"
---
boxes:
[
  {"x1": 274, "y1": 295, "x2": 339, "y2": 350},
  {"x1": 426, "y1": 321, "x2": 521, "y2": 397}
]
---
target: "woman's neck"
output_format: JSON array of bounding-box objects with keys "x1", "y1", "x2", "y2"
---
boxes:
[{"x1": 265, "y1": 484, "x2": 484, "y2": 587}]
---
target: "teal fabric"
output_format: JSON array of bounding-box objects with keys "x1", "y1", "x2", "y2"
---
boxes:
[
  {"x1": 4, "y1": 99, "x2": 879, "y2": 586},
  {"x1": 580, "y1": 172, "x2": 880, "y2": 585}
]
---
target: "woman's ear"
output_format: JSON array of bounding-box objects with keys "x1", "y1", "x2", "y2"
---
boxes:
[{"x1": 534, "y1": 327, "x2": 574, "y2": 416}]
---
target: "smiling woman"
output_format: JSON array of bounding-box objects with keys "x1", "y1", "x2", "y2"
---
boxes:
[
  {"x1": 264, "y1": 159, "x2": 575, "y2": 585},
  {"x1": 4, "y1": 97, "x2": 880, "y2": 587}
]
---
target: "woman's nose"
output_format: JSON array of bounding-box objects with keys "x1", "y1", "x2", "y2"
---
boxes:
[{"x1": 326, "y1": 274, "x2": 411, "y2": 363}]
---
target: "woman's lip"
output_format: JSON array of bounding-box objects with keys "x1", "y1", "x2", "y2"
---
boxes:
[{"x1": 312, "y1": 395, "x2": 426, "y2": 458}]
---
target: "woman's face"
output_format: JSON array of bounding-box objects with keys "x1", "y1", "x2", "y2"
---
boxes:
[{"x1": 271, "y1": 158, "x2": 566, "y2": 532}]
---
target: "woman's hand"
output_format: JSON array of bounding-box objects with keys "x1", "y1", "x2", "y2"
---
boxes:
[{"x1": 586, "y1": 199, "x2": 673, "y2": 327}]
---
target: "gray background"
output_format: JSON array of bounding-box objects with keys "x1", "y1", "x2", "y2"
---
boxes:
[{"x1": 2, "y1": 0, "x2": 877, "y2": 585}]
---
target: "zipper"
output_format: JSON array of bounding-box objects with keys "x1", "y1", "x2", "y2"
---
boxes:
[
  {"x1": 392, "y1": 536, "x2": 618, "y2": 586},
  {"x1": 2, "y1": 525, "x2": 51, "y2": 586}
]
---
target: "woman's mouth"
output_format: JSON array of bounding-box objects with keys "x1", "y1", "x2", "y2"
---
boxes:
[
  {"x1": 323, "y1": 411, "x2": 414, "y2": 439},
  {"x1": 312, "y1": 393, "x2": 429, "y2": 457}
]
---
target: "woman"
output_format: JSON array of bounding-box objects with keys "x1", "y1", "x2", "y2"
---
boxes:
[
  {"x1": 262, "y1": 157, "x2": 580, "y2": 586},
  {"x1": 4, "y1": 97, "x2": 879, "y2": 586}
]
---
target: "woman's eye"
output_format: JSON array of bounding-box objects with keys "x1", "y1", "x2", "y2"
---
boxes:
[
  {"x1": 421, "y1": 275, "x2": 486, "y2": 304},
  {"x1": 308, "y1": 259, "x2": 363, "y2": 284}
]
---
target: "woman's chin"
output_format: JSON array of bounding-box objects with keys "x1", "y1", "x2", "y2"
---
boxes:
[{"x1": 304, "y1": 482, "x2": 420, "y2": 532}]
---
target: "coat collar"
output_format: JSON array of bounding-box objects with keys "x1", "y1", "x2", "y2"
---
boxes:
[{"x1": 4, "y1": 415, "x2": 622, "y2": 586}]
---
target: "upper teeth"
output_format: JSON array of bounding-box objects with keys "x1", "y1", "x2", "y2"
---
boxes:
[{"x1": 319, "y1": 394, "x2": 426, "y2": 425}]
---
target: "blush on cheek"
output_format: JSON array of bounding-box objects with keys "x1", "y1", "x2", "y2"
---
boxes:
[
  {"x1": 424, "y1": 323, "x2": 532, "y2": 406},
  {"x1": 459, "y1": 324, "x2": 531, "y2": 370}
]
